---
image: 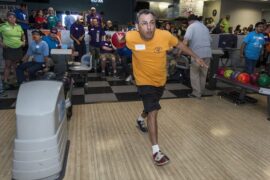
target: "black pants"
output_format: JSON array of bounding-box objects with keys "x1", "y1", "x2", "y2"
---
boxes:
[{"x1": 73, "y1": 40, "x2": 86, "y2": 62}]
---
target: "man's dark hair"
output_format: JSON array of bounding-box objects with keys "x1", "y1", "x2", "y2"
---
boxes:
[
  {"x1": 65, "y1": 11, "x2": 70, "y2": 15},
  {"x1": 255, "y1": 22, "x2": 264, "y2": 27},
  {"x1": 136, "y1": 9, "x2": 156, "y2": 23},
  {"x1": 187, "y1": 14, "x2": 198, "y2": 22},
  {"x1": 20, "y1": 3, "x2": 27, "y2": 8}
]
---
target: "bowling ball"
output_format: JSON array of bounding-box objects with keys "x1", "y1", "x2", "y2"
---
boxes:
[
  {"x1": 217, "y1": 67, "x2": 226, "y2": 76},
  {"x1": 111, "y1": 32, "x2": 126, "y2": 48},
  {"x1": 230, "y1": 71, "x2": 241, "y2": 80},
  {"x1": 224, "y1": 69, "x2": 234, "y2": 79},
  {"x1": 258, "y1": 74, "x2": 270, "y2": 87},
  {"x1": 237, "y1": 73, "x2": 250, "y2": 84},
  {"x1": 250, "y1": 72, "x2": 259, "y2": 85}
]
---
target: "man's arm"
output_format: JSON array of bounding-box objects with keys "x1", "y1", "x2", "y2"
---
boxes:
[
  {"x1": 176, "y1": 41, "x2": 208, "y2": 68},
  {"x1": 240, "y1": 42, "x2": 246, "y2": 60}
]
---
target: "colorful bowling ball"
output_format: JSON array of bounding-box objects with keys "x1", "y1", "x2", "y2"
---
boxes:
[
  {"x1": 237, "y1": 73, "x2": 250, "y2": 84},
  {"x1": 217, "y1": 67, "x2": 226, "y2": 76},
  {"x1": 111, "y1": 32, "x2": 126, "y2": 48},
  {"x1": 230, "y1": 71, "x2": 241, "y2": 80},
  {"x1": 224, "y1": 69, "x2": 234, "y2": 78},
  {"x1": 250, "y1": 73, "x2": 259, "y2": 85},
  {"x1": 258, "y1": 74, "x2": 270, "y2": 87}
]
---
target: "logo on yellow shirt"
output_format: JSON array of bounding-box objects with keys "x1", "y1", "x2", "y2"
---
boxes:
[{"x1": 154, "y1": 47, "x2": 162, "y2": 53}]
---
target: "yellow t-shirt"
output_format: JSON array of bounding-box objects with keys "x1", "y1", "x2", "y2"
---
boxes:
[{"x1": 126, "y1": 29, "x2": 178, "y2": 87}]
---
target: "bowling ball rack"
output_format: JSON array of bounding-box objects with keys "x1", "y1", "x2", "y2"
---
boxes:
[{"x1": 214, "y1": 74, "x2": 270, "y2": 120}]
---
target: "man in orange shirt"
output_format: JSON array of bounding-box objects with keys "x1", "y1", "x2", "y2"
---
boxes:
[{"x1": 119, "y1": 9, "x2": 207, "y2": 166}]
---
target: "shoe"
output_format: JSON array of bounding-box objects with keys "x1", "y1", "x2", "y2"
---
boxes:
[
  {"x1": 125, "y1": 75, "x2": 132, "y2": 82},
  {"x1": 3, "y1": 82, "x2": 11, "y2": 90},
  {"x1": 188, "y1": 93, "x2": 201, "y2": 99},
  {"x1": 136, "y1": 120, "x2": 148, "y2": 132},
  {"x1": 0, "y1": 92, "x2": 7, "y2": 98},
  {"x1": 101, "y1": 72, "x2": 106, "y2": 78},
  {"x1": 153, "y1": 151, "x2": 170, "y2": 166},
  {"x1": 113, "y1": 73, "x2": 119, "y2": 78}
]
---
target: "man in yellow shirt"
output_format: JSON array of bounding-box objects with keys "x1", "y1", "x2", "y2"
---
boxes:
[{"x1": 119, "y1": 9, "x2": 207, "y2": 166}]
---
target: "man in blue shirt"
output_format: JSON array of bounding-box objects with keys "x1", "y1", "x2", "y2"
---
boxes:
[
  {"x1": 240, "y1": 22, "x2": 265, "y2": 74},
  {"x1": 42, "y1": 27, "x2": 61, "y2": 52},
  {"x1": 14, "y1": 4, "x2": 29, "y2": 32},
  {"x1": 64, "y1": 11, "x2": 75, "y2": 30},
  {"x1": 70, "y1": 16, "x2": 86, "y2": 62},
  {"x1": 16, "y1": 30, "x2": 49, "y2": 84},
  {"x1": 88, "y1": 18, "x2": 105, "y2": 70}
]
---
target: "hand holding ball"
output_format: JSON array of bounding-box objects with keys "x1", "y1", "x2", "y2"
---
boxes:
[{"x1": 111, "y1": 32, "x2": 126, "y2": 49}]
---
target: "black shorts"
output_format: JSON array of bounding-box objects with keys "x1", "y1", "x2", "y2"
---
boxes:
[
  {"x1": 3, "y1": 47, "x2": 23, "y2": 62},
  {"x1": 137, "y1": 85, "x2": 164, "y2": 113}
]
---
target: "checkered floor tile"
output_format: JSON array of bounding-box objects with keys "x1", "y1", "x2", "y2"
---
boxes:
[{"x1": 0, "y1": 72, "x2": 214, "y2": 109}]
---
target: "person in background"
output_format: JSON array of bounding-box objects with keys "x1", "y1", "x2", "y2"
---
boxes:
[
  {"x1": 16, "y1": 30, "x2": 49, "y2": 85},
  {"x1": 100, "y1": 34, "x2": 117, "y2": 78},
  {"x1": 104, "y1": 20, "x2": 114, "y2": 31},
  {"x1": 56, "y1": 21, "x2": 65, "y2": 30},
  {"x1": 88, "y1": 17, "x2": 105, "y2": 70},
  {"x1": 64, "y1": 11, "x2": 75, "y2": 30},
  {"x1": 87, "y1": 7, "x2": 102, "y2": 26},
  {"x1": 47, "y1": 7, "x2": 58, "y2": 29},
  {"x1": 35, "y1": 9, "x2": 47, "y2": 29},
  {"x1": 240, "y1": 22, "x2": 265, "y2": 74},
  {"x1": 242, "y1": 27, "x2": 248, "y2": 35},
  {"x1": 70, "y1": 15, "x2": 86, "y2": 62},
  {"x1": 0, "y1": 12, "x2": 25, "y2": 89},
  {"x1": 247, "y1": 24, "x2": 254, "y2": 32},
  {"x1": 42, "y1": 27, "x2": 61, "y2": 52},
  {"x1": 28, "y1": 10, "x2": 36, "y2": 29},
  {"x1": 220, "y1": 15, "x2": 230, "y2": 33},
  {"x1": 234, "y1": 24, "x2": 242, "y2": 35},
  {"x1": 183, "y1": 14, "x2": 212, "y2": 99},
  {"x1": 14, "y1": 3, "x2": 29, "y2": 40}
]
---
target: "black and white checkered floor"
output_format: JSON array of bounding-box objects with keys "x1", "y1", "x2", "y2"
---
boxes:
[{"x1": 0, "y1": 73, "x2": 218, "y2": 110}]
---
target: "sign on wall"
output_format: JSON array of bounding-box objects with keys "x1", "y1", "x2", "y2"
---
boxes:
[{"x1": 179, "y1": 0, "x2": 204, "y2": 17}]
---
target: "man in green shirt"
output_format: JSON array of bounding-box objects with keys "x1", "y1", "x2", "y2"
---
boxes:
[
  {"x1": 220, "y1": 15, "x2": 230, "y2": 33},
  {"x1": 0, "y1": 12, "x2": 25, "y2": 88},
  {"x1": 47, "y1": 7, "x2": 58, "y2": 29}
]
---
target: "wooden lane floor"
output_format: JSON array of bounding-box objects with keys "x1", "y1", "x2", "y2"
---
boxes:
[{"x1": 1, "y1": 95, "x2": 270, "y2": 180}]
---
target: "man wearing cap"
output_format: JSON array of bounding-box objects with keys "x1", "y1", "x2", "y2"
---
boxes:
[
  {"x1": 0, "y1": 12, "x2": 25, "y2": 89},
  {"x1": 87, "y1": 7, "x2": 102, "y2": 26},
  {"x1": 47, "y1": 7, "x2": 58, "y2": 29},
  {"x1": 70, "y1": 16, "x2": 86, "y2": 62},
  {"x1": 42, "y1": 27, "x2": 61, "y2": 52},
  {"x1": 183, "y1": 14, "x2": 212, "y2": 98},
  {"x1": 16, "y1": 30, "x2": 49, "y2": 84}
]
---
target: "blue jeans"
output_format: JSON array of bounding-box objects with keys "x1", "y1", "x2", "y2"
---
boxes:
[
  {"x1": 16, "y1": 61, "x2": 44, "y2": 84},
  {"x1": 245, "y1": 58, "x2": 257, "y2": 74}
]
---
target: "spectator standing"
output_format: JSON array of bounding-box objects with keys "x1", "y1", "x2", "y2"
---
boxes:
[
  {"x1": 70, "y1": 16, "x2": 86, "y2": 62},
  {"x1": 64, "y1": 11, "x2": 75, "y2": 30}
]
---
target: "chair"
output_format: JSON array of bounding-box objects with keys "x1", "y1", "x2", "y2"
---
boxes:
[{"x1": 69, "y1": 53, "x2": 92, "y2": 88}]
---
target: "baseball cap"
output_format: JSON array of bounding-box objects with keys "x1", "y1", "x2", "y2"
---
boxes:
[{"x1": 50, "y1": 27, "x2": 58, "y2": 34}]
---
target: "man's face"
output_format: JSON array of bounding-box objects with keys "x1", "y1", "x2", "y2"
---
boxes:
[
  {"x1": 50, "y1": 33, "x2": 57, "y2": 39},
  {"x1": 7, "y1": 15, "x2": 16, "y2": 24},
  {"x1": 136, "y1": 13, "x2": 156, "y2": 41},
  {"x1": 256, "y1": 24, "x2": 264, "y2": 33},
  {"x1": 32, "y1": 33, "x2": 41, "y2": 41},
  {"x1": 92, "y1": 19, "x2": 98, "y2": 27}
]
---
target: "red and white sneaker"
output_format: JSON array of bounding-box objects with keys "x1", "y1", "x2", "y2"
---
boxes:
[{"x1": 153, "y1": 151, "x2": 170, "y2": 166}]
